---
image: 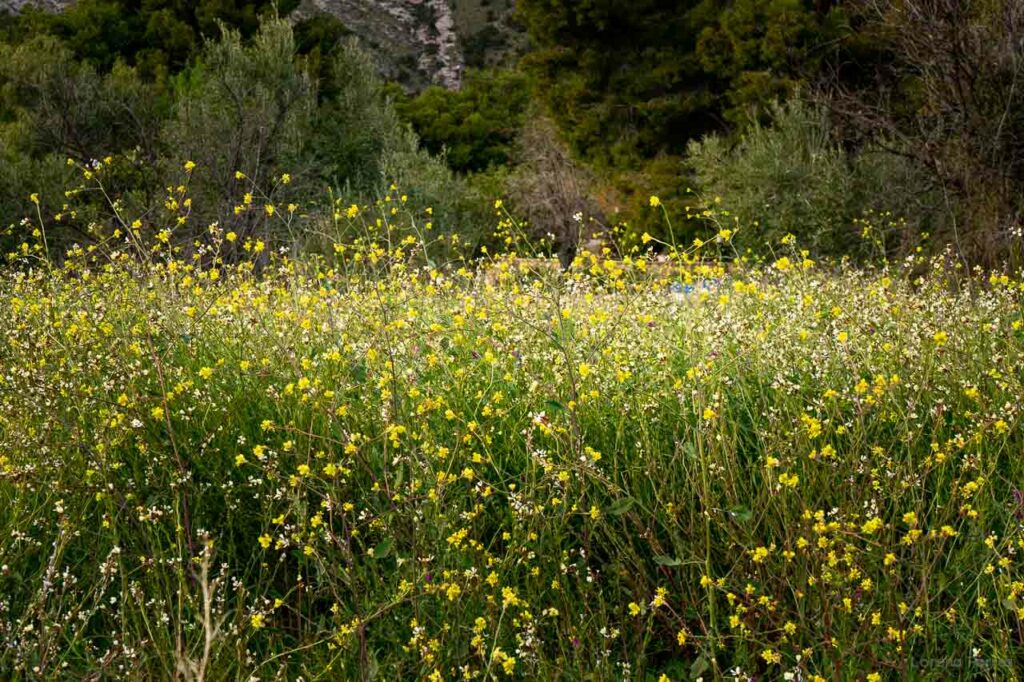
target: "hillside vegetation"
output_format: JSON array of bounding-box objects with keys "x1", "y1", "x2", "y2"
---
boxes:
[
  {"x1": 3, "y1": 2, "x2": 1023, "y2": 266},
  {"x1": 2, "y1": 3, "x2": 1024, "y2": 680}
]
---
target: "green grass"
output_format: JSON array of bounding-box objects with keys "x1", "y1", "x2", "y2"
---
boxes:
[{"x1": 1, "y1": 238, "x2": 1023, "y2": 680}]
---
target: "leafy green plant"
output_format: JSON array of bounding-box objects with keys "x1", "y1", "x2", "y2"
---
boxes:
[
  {"x1": 687, "y1": 98, "x2": 936, "y2": 258},
  {"x1": 396, "y1": 69, "x2": 531, "y2": 174}
]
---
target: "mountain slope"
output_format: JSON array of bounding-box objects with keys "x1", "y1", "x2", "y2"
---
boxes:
[
  {"x1": 1, "y1": 0, "x2": 523, "y2": 90},
  {"x1": 294, "y1": 0, "x2": 463, "y2": 90}
]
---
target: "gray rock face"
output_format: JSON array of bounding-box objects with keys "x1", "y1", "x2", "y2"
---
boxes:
[
  {"x1": 1, "y1": 0, "x2": 73, "y2": 11},
  {"x1": 294, "y1": 0, "x2": 464, "y2": 90}
]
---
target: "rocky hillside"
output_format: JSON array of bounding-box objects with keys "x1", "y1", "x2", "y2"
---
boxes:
[
  {"x1": 295, "y1": 0, "x2": 464, "y2": 90},
  {"x1": 0, "y1": 0, "x2": 68, "y2": 11},
  {"x1": 300, "y1": 0, "x2": 523, "y2": 89},
  {"x1": 1, "y1": 0, "x2": 522, "y2": 90}
]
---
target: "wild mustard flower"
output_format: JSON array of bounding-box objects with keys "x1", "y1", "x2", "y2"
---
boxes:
[
  {"x1": 861, "y1": 517, "x2": 884, "y2": 535},
  {"x1": 3, "y1": 208, "x2": 1023, "y2": 678}
]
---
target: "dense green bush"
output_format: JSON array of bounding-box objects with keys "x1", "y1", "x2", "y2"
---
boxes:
[
  {"x1": 6, "y1": 0, "x2": 284, "y2": 80},
  {"x1": 309, "y1": 39, "x2": 495, "y2": 258},
  {"x1": 0, "y1": 37, "x2": 165, "y2": 251},
  {"x1": 0, "y1": 36, "x2": 163, "y2": 162},
  {"x1": 515, "y1": 0, "x2": 849, "y2": 168},
  {"x1": 311, "y1": 39, "x2": 416, "y2": 194},
  {"x1": 396, "y1": 69, "x2": 531, "y2": 174},
  {"x1": 687, "y1": 99, "x2": 937, "y2": 258},
  {"x1": 161, "y1": 19, "x2": 314, "y2": 243},
  {"x1": 0, "y1": 17, "x2": 489, "y2": 260}
]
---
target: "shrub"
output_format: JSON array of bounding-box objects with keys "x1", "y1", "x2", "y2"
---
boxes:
[
  {"x1": 0, "y1": 36, "x2": 163, "y2": 162},
  {"x1": 395, "y1": 69, "x2": 531, "y2": 174},
  {"x1": 687, "y1": 98, "x2": 936, "y2": 259},
  {"x1": 160, "y1": 18, "x2": 315, "y2": 243},
  {"x1": 506, "y1": 116, "x2": 602, "y2": 265},
  {"x1": 311, "y1": 38, "x2": 416, "y2": 194}
]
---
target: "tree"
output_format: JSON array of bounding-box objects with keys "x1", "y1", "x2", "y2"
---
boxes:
[
  {"x1": 516, "y1": 0, "x2": 717, "y2": 167},
  {"x1": 161, "y1": 18, "x2": 315, "y2": 241},
  {"x1": 0, "y1": 35, "x2": 164, "y2": 251},
  {"x1": 310, "y1": 38, "x2": 411, "y2": 193},
  {"x1": 0, "y1": 36, "x2": 162, "y2": 162},
  {"x1": 688, "y1": 97, "x2": 933, "y2": 257},
  {"x1": 507, "y1": 116, "x2": 601, "y2": 267},
  {"x1": 513, "y1": 0, "x2": 853, "y2": 247},
  {"x1": 7, "y1": 0, "x2": 286, "y2": 82},
  {"x1": 395, "y1": 69, "x2": 531, "y2": 174},
  {"x1": 831, "y1": 0, "x2": 1024, "y2": 264},
  {"x1": 696, "y1": 0, "x2": 847, "y2": 126},
  {"x1": 516, "y1": 0, "x2": 846, "y2": 167}
]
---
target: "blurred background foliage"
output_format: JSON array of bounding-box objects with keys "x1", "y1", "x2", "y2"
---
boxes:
[{"x1": 1, "y1": 0, "x2": 1022, "y2": 265}]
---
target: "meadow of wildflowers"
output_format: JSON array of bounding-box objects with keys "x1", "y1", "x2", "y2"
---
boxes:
[{"x1": 1, "y1": 170, "x2": 1024, "y2": 680}]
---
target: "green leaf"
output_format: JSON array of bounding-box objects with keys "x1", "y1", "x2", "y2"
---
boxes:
[
  {"x1": 545, "y1": 399, "x2": 566, "y2": 413},
  {"x1": 372, "y1": 538, "x2": 393, "y2": 560},
  {"x1": 366, "y1": 650, "x2": 379, "y2": 680},
  {"x1": 608, "y1": 496, "x2": 635, "y2": 516},
  {"x1": 349, "y1": 362, "x2": 368, "y2": 382},
  {"x1": 653, "y1": 554, "x2": 682, "y2": 567},
  {"x1": 690, "y1": 655, "x2": 710, "y2": 679},
  {"x1": 727, "y1": 505, "x2": 753, "y2": 523}
]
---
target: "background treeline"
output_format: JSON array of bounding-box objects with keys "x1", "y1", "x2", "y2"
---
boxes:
[{"x1": 2, "y1": 0, "x2": 1023, "y2": 265}]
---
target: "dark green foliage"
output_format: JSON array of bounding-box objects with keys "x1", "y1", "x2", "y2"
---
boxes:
[
  {"x1": 509, "y1": 0, "x2": 854, "y2": 253},
  {"x1": 0, "y1": 36, "x2": 164, "y2": 161},
  {"x1": 0, "y1": 16, "x2": 488, "y2": 258},
  {"x1": 516, "y1": 0, "x2": 714, "y2": 167},
  {"x1": 450, "y1": 0, "x2": 525, "y2": 70},
  {"x1": 157, "y1": 21, "x2": 489, "y2": 251},
  {"x1": 294, "y1": 14, "x2": 351, "y2": 57},
  {"x1": 310, "y1": 39, "x2": 412, "y2": 193},
  {"x1": 461, "y1": 23, "x2": 507, "y2": 68},
  {"x1": 9, "y1": 0, "x2": 280, "y2": 81},
  {"x1": 687, "y1": 98, "x2": 937, "y2": 258},
  {"x1": 0, "y1": 132, "x2": 73, "y2": 253},
  {"x1": 161, "y1": 19, "x2": 315, "y2": 239},
  {"x1": 306, "y1": 36, "x2": 494, "y2": 254},
  {"x1": 0, "y1": 36, "x2": 165, "y2": 249},
  {"x1": 395, "y1": 69, "x2": 530, "y2": 173},
  {"x1": 516, "y1": 0, "x2": 847, "y2": 167},
  {"x1": 1, "y1": 0, "x2": 1021, "y2": 265},
  {"x1": 696, "y1": 0, "x2": 849, "y2": 126},
  {"x1": 834, "y1": 0, "x2": 1024, "y2": 265},
  {"x1": 293, "y1": 14, "x2": 352, "y2": 101}
]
